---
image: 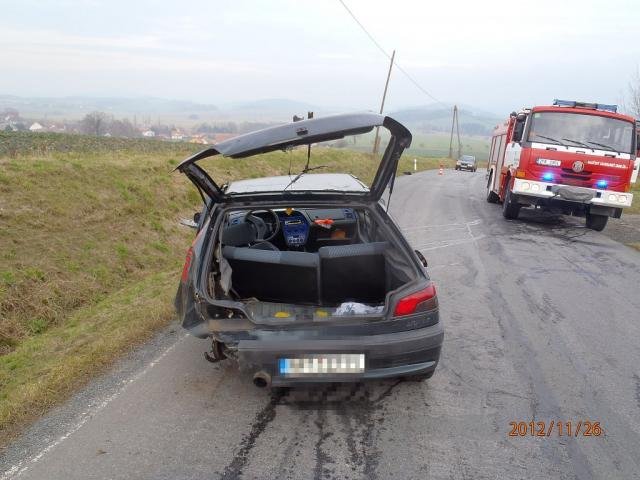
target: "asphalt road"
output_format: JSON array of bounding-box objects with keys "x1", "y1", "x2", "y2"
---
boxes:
[{"x1": 3, "y1": 169, "x2": 640, "y2": 480}]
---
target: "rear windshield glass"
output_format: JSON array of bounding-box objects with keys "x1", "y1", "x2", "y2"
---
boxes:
[
  {"x1": 527, "y1": 111, "x2": 634, "y2": 154},
  {"x1": 196, "y1": 134, "x2": 388, "y2": 194}
]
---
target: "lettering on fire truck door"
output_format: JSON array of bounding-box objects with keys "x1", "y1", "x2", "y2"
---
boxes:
[{"x1": 504, "y1": 142, "x2": 522, "y2": 168}]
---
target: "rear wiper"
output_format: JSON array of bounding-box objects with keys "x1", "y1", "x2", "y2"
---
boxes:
[
  {"x1": 283, "y1": 165, "x2": 327, "y2": 191},
  {"x1": 562, "y1": 138, "x2": 593, "y2": 150},
  {"x1": 532, "y1": 134, "x2": 562, "y2": 145},
  {"x1": 586, "y1": 141, "x2": 620, "y2": 154}
]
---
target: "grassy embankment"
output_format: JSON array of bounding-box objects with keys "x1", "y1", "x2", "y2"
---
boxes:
[
  {"x1": 629, "y1": 181, "x2": 640, "y2": 215},
  {"x1": 626, "y1": 181, "x2": 640, "y2": 251},
  {"x1": 0, "y1": 132, "x2": 456, "y2": 442}
]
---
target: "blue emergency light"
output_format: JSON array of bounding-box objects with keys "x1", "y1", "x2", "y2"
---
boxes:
[
  {"x1": 553, "y1": 99, "x2": 617, "y2": 113},
  {"x1": 596, "y1": 179, "x2": 608, "y2": 189},
  {"x1": 542, "y1": 172, "x2": 554, "y2": 182}
]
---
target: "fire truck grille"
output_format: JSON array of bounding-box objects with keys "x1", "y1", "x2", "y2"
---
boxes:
[
  {"x1": 559, "y1": 169, "x2": 623, "y2": 187},
  {"x1": 560, "y1": 168, "x2": 592, "y2": 186}
]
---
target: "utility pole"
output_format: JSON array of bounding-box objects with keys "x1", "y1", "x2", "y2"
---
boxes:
[
  {"x1": 373, "y1": 49, "x2": 395, "y2": 155},
  {"x1": 456, "y1": 105, "x2": 461, "y2": 160},
  {"x1": 448, "y1": 104, "x2": 461, "y2": 159}
]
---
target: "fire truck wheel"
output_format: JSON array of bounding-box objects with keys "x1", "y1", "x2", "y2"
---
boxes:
[
  {"x1": 502, "y1": 181, "x2": 521, "y2": 219},
  {"x1": 486, "y1": 173, "x2": 499, "y2": 203},
  {"x1": 585, "y1": 213, "x2": 608, "y2": 231}
]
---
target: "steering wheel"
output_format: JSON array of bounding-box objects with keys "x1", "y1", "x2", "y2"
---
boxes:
[{"x1": 244, "y1": 209, "x2": 281, "y2": 243}]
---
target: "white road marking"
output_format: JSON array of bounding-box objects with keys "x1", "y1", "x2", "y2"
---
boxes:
[
  {"x1": 415, "y1": 234, "x2": 486, "y2": 251},
  {"x1": 1, "y1": 333, "x2": 187, "y2": 480},
  {"x1": 403, "y1": 219, "x2": 485, "y2": 251},
  {"x1": 401, "y1": 219, "x2": 482, "y2": 232}
]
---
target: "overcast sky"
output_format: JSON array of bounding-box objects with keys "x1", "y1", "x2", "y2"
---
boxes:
[{"x1": 1, "y1": 0, "x2": 638, "y2": 115}]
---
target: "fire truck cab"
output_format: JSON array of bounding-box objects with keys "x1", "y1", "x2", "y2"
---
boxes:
[{"x1": 486, "y1": 100, "x2": 637, "y2": 231}]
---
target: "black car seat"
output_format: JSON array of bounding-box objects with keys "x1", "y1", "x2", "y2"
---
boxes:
[
  {"x1": 318, "y1": 242, "x2": 388, "y2": 305},
  {"x1": 222, "y1": 246, "x2": 319, "y2": 304}
]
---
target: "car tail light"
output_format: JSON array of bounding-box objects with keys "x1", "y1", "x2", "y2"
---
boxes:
[
  {"x1": 394, "y1": 283, "x2": 437, "y2": 316},
  {"x1": 181, "y1": 247, "x2": 194, "y2": 283}
]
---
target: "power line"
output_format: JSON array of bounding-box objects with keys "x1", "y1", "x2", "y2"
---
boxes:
[
  {"x1": 394, "y1": 64, "x2": 447, "y2": 107},
  {"x1": 337, "y1": 0, "x2": 388, "y2": 58},
  {"x1": 337, "y1": 0, "x2": 449, "y2": 108}
]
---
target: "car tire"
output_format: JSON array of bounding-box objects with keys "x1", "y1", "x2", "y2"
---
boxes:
[
  {"x1": 486, "y1": 172, "x2": 499, "y2": 203},
  {"x1": 502, "y1": 180, "x2": 521, "y2": 219},
  {"x1": 586, "y1": 213, "x2": 608, "y2": 231}
]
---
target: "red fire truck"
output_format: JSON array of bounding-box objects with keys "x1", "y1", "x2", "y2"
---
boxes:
[{"x1": 485, "y1": 100, "x2": 639, "y2": 231}]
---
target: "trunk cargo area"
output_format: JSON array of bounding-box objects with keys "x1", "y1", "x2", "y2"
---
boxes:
[{"x1": 221, "y1": 241, "x2": 409, "y2": 308}]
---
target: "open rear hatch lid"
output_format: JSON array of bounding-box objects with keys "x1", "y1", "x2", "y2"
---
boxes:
[{"x1": 175, "y1": 113, "x2": 412, "y2": 203}]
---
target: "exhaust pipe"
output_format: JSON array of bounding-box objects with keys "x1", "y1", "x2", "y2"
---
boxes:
[{"x1": 253, "y1": 371, "x2": 271, "y2": 388}]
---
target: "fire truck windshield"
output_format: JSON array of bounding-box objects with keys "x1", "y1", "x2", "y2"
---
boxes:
[{"x1": 527, "y1": 111, "x2": 634, "y2": 154}]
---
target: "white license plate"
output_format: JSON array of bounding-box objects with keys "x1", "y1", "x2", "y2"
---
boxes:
[
  {"x1": 536, "y1": 158, "x2": 562, "y2": 167},
  {"x1": 279, "y1": 354, "x2": 365, "y2": 376}
]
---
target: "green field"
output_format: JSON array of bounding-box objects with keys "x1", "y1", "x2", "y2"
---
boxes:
[
  {"x1": 344, "y1": 130, "x2": 490, "y2": 160},
  {"x1": 400, "y1": 132, "x2": 490, "y2": 160},
  {"x1": 0, "y1": 132, "x2": 454, "y2": 441}
]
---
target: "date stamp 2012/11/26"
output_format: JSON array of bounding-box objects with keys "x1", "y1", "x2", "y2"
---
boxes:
[{"x1": 509, "y1": 421, "x2": 603, "y2": 437}]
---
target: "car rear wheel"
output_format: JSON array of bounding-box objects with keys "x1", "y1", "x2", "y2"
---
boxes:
[
  {"x1": 502, "y1": 180, "x2": 520, "y2": 219},
  {"x1": 586, "y1": 213, "x2": 608, "y2": 231},
  {"x1": 486, "y1": 172, "x2": 499, "y2": 203}
]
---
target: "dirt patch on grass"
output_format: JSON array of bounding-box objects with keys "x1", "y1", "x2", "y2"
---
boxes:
[{"x1": 602, "y1": 214, "x2": 640, "y2": 251}]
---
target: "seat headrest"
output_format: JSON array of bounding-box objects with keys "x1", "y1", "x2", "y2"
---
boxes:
[
  {"x1": 222, "y1": 246, "x2": 319, "y2": 267},
  {"x1": 222, "y1": 222, "x2": 256, "y2": 247},
  {"x1": 318, "y1": 241, "x2": 388, "y2": 259}
]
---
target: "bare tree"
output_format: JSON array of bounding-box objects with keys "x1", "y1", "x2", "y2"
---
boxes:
[
  {"x1": 109, "y1": 118, "x2": 137, "y2": 138},
  {"x1": 626, "y1": 68, "x2": 640, "y2": 118},
  {"x1": 80, "y1": 111, "x2": 109, "y2": 136}
]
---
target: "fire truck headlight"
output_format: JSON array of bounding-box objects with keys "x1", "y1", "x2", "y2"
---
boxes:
[
  {"x1": 618, "y1": 195, "x2": 627, "y2": 203},
  {"x1": 532, "y1": 184, "x2": 540, "y2": 192},
  {"x1": 521, "y1": 182, "x2": 530, "y2": 190},
  {"x1": 608, "y1": 194, "x2": 617, "y2": 202}
]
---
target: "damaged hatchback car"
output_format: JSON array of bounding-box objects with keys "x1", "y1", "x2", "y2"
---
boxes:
[{"x1": 175, "y1": 113, "x2": 443, "y2": 388}]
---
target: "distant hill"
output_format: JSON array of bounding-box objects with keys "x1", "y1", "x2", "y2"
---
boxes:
[
  {"x1": 217, "y1": 98, "x2": 336, "y2": 122},
  {"x1": 225, "y1": 98, "x2": 318, "y2": 112},
  {"x1": 0, "y1": 95, "x2": 218, "y2": 120},
  {"x1": 0, "y1": 95, "x2": 336, "y2": 123},
  {"x1": 389, "y1": 104, "x2": 502, "y2": 136},
  {"x1": 0, "y1": 95, "x2": 502, "y2": 135}
]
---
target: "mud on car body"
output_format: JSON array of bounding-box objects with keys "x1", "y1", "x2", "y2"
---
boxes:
[{"x1": 174, "y1": 113, "x2": 443, "y2": 387}]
